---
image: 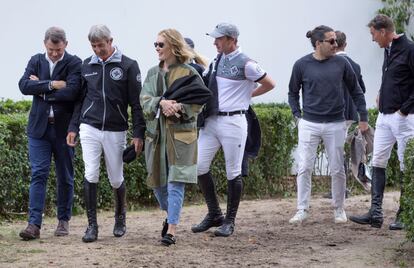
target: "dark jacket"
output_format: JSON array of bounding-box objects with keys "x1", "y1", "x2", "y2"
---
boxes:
[
  {"x1": 339, "y1": 53, "x2": 366, "y2": 121},
  {"x1": 18, "y1": 52, "x2": 82, "y2": 138},
  {"x1": 69, "y1": 49, "x2": 145, "y2": 138},
  {"x1": 198, "y1": 54, "x2": 222, "y2": 126},
  {"x1": 379, "y1": 34, "x2": 414, "y2": 115},
  {"x1": 188, "y1": 62, "x2": 205, "y2": 77},
  {"x1": 163, "y1": 74, "x2": 211, "y2": 105}
]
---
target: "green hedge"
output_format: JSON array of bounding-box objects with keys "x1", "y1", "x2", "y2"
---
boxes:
[
  {"x1": 402, "y1": 138, "x2": 414, "y2": 240},
  {"x1": 0, "y1": 102, "x2": 403, "y2": 221},
  {"x1": 0, "y1": 99, "x2": 31, "y2": 114},
  {"x1": 0, "y1": 104, "x2": 298, "y2": 219}
]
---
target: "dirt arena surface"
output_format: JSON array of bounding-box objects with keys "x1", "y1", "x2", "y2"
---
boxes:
[{"x1": 1, "y1": 191, "x2": 413, "y2": 268}]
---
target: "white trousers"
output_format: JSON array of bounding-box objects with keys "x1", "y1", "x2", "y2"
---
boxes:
[
  {"x1": 372, "y1": 112, "x2": 413, "y2": 170},
  {"x1": 296, "y1": 119, "x2": 347, "y2": 210},
  {"x1": 79, "y1": 123, "x2": 126, "y2": 188},
  {"x1": 197, "y1": 115, "x2": 247, "y2": 180},
  {"x1": 409, "y1": 114, "x2": 414, "y2": 132}
]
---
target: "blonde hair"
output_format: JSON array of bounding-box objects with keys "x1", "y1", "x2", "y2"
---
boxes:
[
  {"x1": 158, "y1": 29, "x2": 194, "y2": 64},
  {"x1": 192, "y1": 50, "x2": 209, "y2": 68}
]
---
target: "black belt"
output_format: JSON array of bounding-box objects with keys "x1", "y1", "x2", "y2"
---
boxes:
[
  {"x1": 217, "y1": 110, "x2": 246, "y2": 116},
  {"x1": 48, "y1": 117, "x2": 55, "y2": 124}
]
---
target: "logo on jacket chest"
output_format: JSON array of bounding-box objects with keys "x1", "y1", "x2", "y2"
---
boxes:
[
  {"x1": 110, "y1": 67, "x2": 123, "y2": 80},
  {"x1": 84, "y1": 72, "x2": 98, "y2": 77},
  {"x1": 219, "y1": 65, "x2": 240, "y2": 76}
]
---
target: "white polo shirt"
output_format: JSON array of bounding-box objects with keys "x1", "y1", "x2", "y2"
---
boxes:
[{"x1": 216, "y1": 47, "x2": 266, "y2": 112}]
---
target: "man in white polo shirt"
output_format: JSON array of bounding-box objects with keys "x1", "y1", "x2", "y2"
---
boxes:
[{"x1": 191, "y1": 23, "x2": 275, "y2": 237}]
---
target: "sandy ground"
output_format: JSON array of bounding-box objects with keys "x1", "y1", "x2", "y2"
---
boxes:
[{"x1": 0, "y1": 191, "x2": 413, "y2": 268}]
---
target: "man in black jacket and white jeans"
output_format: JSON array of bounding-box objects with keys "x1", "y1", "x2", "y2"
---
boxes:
[
  {"x1": 349, "y1": 15, "x2": 414, "y2": 230},
  {"x1": 67, "y1": 25, "x2": 145, "y2": 242}
]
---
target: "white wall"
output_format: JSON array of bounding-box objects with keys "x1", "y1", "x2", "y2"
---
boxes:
[{"x1": 1, "y1": 0, "x2": 383, "y2": 108}]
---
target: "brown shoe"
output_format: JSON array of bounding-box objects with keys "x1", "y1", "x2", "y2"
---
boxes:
[
  {"x1": 19, "y1": 224, "x2": 40, "y2": 240},
  {"x1": 54, "y1": 220, "x2": 69, "y2": 236}
]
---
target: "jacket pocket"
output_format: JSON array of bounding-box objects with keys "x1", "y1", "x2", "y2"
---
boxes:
[
  {"x1": 168, "y1": 129, "x2": 198, "y2": 166},
  {"x1": 174, "y1": 131, "x2": 197, "y2": 144},
  {"x1": 82, "y1": 101, "x2": 94, "y2": 118}
]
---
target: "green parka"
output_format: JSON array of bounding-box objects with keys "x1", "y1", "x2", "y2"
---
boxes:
[{"x1": 140, "y1": 63, "x2": 202, "y2": 188}]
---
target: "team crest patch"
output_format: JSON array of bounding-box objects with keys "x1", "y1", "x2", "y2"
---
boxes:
[
  {"x1": 230, "y1": 65, "x2": 239, "y2": 75},
  {"x1": 110, "y1": 67, "x2": 123, "y2": 80},
  {"x1": 136, "y1": 73, "x2": 141, "y2": 83}
]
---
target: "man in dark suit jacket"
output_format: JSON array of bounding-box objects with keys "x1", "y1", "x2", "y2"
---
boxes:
[
  {"x1": 18, "y1": 26, "x2": 82, "y2": 240},
  {"x1": 335, "y1": 31, "x2": 366, "y2": 123}
]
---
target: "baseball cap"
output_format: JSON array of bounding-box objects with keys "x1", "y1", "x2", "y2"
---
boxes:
[
  {"x1": 206, "y1": 23, "x2": 239, "y2": 39},
  {"x1": 123, "y1": 144, "x2": 136, "y2": 163},
  {"x1": 184, "y1": 37, "x2": 195, "y2": 49}
]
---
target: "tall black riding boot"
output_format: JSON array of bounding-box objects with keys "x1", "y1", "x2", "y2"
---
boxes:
[
  {"x1": 191, "y1": 172, "x2": 224, "y2": 233},
  {"x1": 215, "y1": 175, "x2": 243, "y2": 237},
  {"x1": 113, "y1": 181, "x2": 126, "y2": 237},
  {"x1": 390, "y1": 174, "x2": 405, "y2": 230},
  {"x1": 349, "y1": 167, "x2": 386, "y2": 228},
  {"x1": 82, "y1": 179, "x2": 98, "y2": 242}
]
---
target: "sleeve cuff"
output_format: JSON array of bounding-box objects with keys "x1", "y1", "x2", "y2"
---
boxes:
[
  {"x1": 400, "y1": 107, "x2": 409, "y2": 116},
  {"x1": 359, "y1": 113, "x2": 368, "y2": 122}
]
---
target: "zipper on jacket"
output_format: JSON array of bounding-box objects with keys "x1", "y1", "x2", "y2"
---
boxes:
[
  {"x1": 117, "y1": 104, "x2": 127, "y2": 122},
  {"x1": 82, "y1": 101, "x2": 95, "y2": 118},
  {"x1": 102, "y1": 63, "x2": 107, "y2": 130}
]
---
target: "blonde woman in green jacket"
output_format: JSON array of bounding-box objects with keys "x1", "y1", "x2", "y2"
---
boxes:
[{"x1": 140, "y1": 28, "x2": 208, "y2": 246}]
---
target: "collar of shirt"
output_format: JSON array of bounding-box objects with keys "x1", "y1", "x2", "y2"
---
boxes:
[
  {"x1": 45, "y1": 52, "x2": 65, "y2": 76},
  {"x1": 387, "y1": 34, "x2": 403, "y2": 55},
  {"x1": 335, "y1": 51, "x2": 347, "y2": 56},
  {"x1": 223, "y1": 46, "x2": 242, "y2": 61},
  {"x1": 99, "y1": 46, "x2": 118, "y2": 63}
]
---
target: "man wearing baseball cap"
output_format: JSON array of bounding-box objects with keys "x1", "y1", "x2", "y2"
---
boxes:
[{"x1": 192, "y1": 23, "x2": 275, "y2": 237}]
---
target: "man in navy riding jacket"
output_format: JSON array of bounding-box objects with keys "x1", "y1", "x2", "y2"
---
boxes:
[
  {"x1": 67, "y1": 25, "x2": 145, "y2": 243},
  {"x1": 18, "y1": 26, "x2": 82, "y2": 240}
]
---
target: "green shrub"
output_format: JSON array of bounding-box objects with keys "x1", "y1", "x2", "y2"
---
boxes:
[
  {"x1": 0, "y1": 102, "x2": 404, "y2": 221},
  {"x1": 0, "y1": 99, "x2": 31, "y2": 114},
  {"x1": 401, "y1": 138, "x2": 414, "y2": 240},
  {"x1": 0, "y1": 112, "x2": 154, "y2": 218}
]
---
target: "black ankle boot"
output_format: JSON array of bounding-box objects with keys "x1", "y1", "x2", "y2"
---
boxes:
[
  {"x1": 113, "y1": 182, "x2": 126, "y2": 237},
  {"x1": 82, "y1": 179, "x2": 98, "y2": 243},
  {"x1": 390, "y1": 176, "x2": 405, "y2": 230},
  {"x1": 349, "y1": 167, "x2": 385, "y2": 228},
  {"x1": 191, "y1": 172, "x2": 224, "y2": 233},
  {"x1": 389, "y1": 207, "x2": 404, "y2": 230},
  {"x1": 215, "y1": 176, "x2": 243, "y2": 237}
]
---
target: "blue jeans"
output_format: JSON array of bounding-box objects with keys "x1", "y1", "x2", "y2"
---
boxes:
[
  {"x1": 28, "y1": 123, "x2": 74, "y2": 227},
  {"x1": 153, "y1": 182, "x2": 185, "y2": 225}
]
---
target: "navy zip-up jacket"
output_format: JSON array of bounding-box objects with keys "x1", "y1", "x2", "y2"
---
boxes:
[
  {"x1": 69, "y1": 49, "x2": 145, "y2": 138},
  {"x1": 19, "y1": 52, "x2": 82, "y2": 139},
  {"x1": 379, "y1": 34, "x2": 414, "y2": 115}
]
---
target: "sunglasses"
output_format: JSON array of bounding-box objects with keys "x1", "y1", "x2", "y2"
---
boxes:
[
  {"x1": 154, "y1": 42, "x2": 165, "y2": 48},
  {"x1": 320, "y1": 39, "x2": 337, "y2": 45}
]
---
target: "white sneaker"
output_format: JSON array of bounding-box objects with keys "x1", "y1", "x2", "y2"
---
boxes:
[
  {"x1": 334, "y1": 208, "x2": 347, "y2": 223},
  {"x1": 289, "y1": 209, "x2": 309, "y2": 224}
]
